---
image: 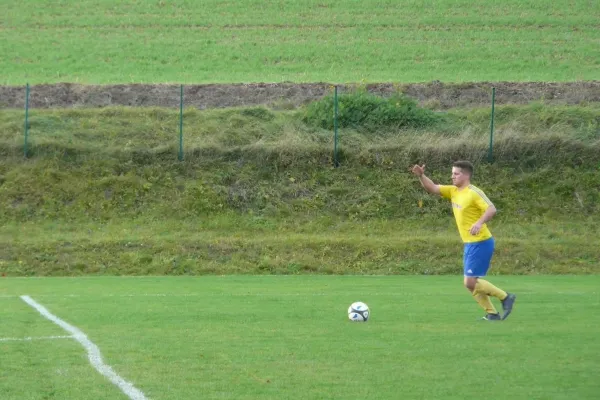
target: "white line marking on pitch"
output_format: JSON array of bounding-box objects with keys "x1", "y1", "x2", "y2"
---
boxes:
[
  {"x1": 20, "y1": 295, "x2": 148, "y2": 400},
  {"x1": 0, "y1": 335, "x2": 73, "y2": 342}
]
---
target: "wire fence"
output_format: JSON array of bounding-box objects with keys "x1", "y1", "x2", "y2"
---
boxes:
[{"x1": 5, "y1": 81, "x2": 598, "y2": 165}]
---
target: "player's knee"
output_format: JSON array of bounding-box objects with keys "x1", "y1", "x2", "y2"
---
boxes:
[{"x1": 463, "y1": 277, "x2": 476, "y2": 292}]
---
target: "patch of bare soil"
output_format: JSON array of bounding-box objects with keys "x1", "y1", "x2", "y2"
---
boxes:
[{"x1": 0, "y1": 81, "x2": 598, "y2": 109}]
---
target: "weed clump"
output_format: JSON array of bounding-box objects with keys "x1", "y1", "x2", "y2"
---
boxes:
[{"x1": 303, "y1": 90, "x2": 442, "y2": 131}]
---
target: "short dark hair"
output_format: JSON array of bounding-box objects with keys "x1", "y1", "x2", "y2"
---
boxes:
[{"x1": 452, "y1": 160, "x2": 474, "y2": 176}]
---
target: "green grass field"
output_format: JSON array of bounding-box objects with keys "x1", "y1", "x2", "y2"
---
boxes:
[
  {"x1": 2, "y1": 0, "x2": 599, "y2": 84},
  {"x1": 1, "y1": 1, "x2": 599, "y2": 398},
  {"x1": 1, "y1": 276, "x2": 599, "y2": 399}
]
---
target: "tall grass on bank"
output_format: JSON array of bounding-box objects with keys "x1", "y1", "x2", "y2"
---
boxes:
[
  {"x1": 0, "y1": 101, "x2": 599, "y2": 275},
  {"x1": 1, "y1": 102, "x2": 599, "y2": 155}
]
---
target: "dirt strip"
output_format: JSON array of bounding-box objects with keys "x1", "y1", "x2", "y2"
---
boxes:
[{"x1": 1, "y1": 81, "x2": 599, "y2": 109}]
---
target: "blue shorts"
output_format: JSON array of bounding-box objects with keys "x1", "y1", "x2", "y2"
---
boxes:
[{"x1": 463, "y1": 237, "x2": 495, "y2": 277}]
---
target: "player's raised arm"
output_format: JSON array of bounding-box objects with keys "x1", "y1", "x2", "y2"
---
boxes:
[{"x1": 411, "y1": 164, "x2": 441, "y2": 195}]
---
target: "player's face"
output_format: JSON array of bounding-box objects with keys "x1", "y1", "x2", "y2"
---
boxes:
[{"x1": 451, "y1": 167, "x2": 470, "y2": 187}]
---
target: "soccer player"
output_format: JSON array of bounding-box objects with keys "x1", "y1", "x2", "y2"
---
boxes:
[{"x1": 411, "y1": 160, "x2": 516, "y2": 320}]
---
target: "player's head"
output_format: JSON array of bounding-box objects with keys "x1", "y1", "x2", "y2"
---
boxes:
[{"x1": 451, "y1": 160, "x2": 473, "y2": 187}]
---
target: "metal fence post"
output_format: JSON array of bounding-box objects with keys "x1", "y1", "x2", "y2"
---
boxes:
[
  {"x1": 24, "y1": 83, "x2": 30, "y2": 158},
  {"x1": 178, "y1": 84, "x2": 184, "y2": 161},
  {"x1": 334, "y1": 85, "x2": 339, "y2": 167},
  {"x1": 488, "y1": 87, "x2": 496, "y2": 163}
]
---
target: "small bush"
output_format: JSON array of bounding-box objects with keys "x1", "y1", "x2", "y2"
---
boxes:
[{"x1": 303, "y1": 91, "x2": 442, "y2": 131}]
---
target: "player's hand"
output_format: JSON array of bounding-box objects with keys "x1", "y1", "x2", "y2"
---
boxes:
[
  {"x1": 469, "y1": 222, "x2": 483, "y2": 235},
  {"x1": 411, "y1": 164, "x2": 425, "y2": 177}
]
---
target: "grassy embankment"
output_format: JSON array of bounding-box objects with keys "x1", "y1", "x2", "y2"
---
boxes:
[{"x1": 1, "y1": 98, "x2": 599, "y2": 275}]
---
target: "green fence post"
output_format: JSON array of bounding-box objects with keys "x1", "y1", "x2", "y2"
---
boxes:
[
  {"x1": 333, "y1": 85, "x2": 339, "y2": 167},
  {"x1": 24, "y1": 83, "x2": 30, "y2": 158},
  {"x1": 178, "y1": 84, "x2": 184, "y2": 161},
  {"x1": 488, "y1": 87, "x2": 496, "y2": 163}
]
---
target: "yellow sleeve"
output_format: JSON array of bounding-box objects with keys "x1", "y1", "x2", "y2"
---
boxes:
[
  {"x1": 439, "y1": 185, "x2": 455, "y2": 199},
  {"x1": 471, "y1": 187, "x2": 494, "y2": 210}
]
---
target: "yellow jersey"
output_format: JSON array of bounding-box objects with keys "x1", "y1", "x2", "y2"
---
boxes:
[{"x1": 439, "y1": 184, "x2": 494, "y2": 243}]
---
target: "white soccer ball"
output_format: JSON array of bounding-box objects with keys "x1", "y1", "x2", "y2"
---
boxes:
[{"x1": 348, "y1": 301, "x2": 370, "y2": 322}]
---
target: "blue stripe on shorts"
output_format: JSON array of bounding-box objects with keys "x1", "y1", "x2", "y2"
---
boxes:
[{"x1": 463, "y1": 237, "x2": 495, "y2": 277}]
